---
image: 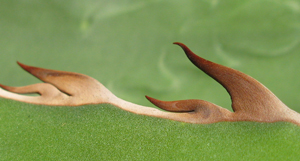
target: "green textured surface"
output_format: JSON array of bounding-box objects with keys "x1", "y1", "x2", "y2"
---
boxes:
[
  {"x1": 1, "y1": 99, "x2": 300, "y2": 160},
  {"x1": 1, "y1": 0, "x2": 300, "y2": 160}
]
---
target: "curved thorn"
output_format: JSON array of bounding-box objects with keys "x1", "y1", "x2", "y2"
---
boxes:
[
  {"x1": 173, "y1": 42, "x2": 289, "y2": 118},
  {"x1": 0, "y1": 83, "x2": 41, "y2": 95},
  {"x1": 0, "y1": 84, "x2": 14, "y2": 92},
  {"x1": 145, "y1": 95, "x2": 195, "y2": 112},
  {"x1": 0, "y1": 83, "x2": 67, "y2": 97},
  {"x1": 16, "y1": 62, "x2": 108, "y2": 97},
  {"x1": 0, "y1": 62, "x2": 117, "y2": 106},
  {"x1": 0, "y1": 84, "x2": 44, "y2": 104},
  {"x1": 146, "y1": 95, "x2": 233, "y2": 123}
]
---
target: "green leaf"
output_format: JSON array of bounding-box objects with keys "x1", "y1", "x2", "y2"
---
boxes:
[{"x1": 1, "y1": 0, "x2": 300, "y2": 160}]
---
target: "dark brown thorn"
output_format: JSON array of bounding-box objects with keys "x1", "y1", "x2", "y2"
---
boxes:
[
  {"x1": 173, "y1": 42, "x2": 288, "y2": 116},
  {"x1": 173, "y1": 42, "x2": 217, "y2": 77}
]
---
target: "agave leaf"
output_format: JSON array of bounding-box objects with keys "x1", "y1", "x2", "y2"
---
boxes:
[{"x1": 1, "y1": 0, "x2": 300, "y2": 160}]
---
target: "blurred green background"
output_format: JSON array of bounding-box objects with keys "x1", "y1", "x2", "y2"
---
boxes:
[{"x1": 1, "y1": 0, "x2": 300, "y2": 160}]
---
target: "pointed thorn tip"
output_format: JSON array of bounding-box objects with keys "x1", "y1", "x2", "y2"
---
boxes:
[
  {"x1": 145, "y1": 95, "x2": 154, "y2": 101},
  {"x1": 145, "y1": 95, "x2": 161, "y2": 107},
  {"x1": 16, "y1": 62, "x2": 38, "y2": 74},
  {"x1": 173, "y1": 42, "x2": 184, "y2": 46},
  {"x1": 17, "y1": 61, "x2": 28, "y2": 69}
]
